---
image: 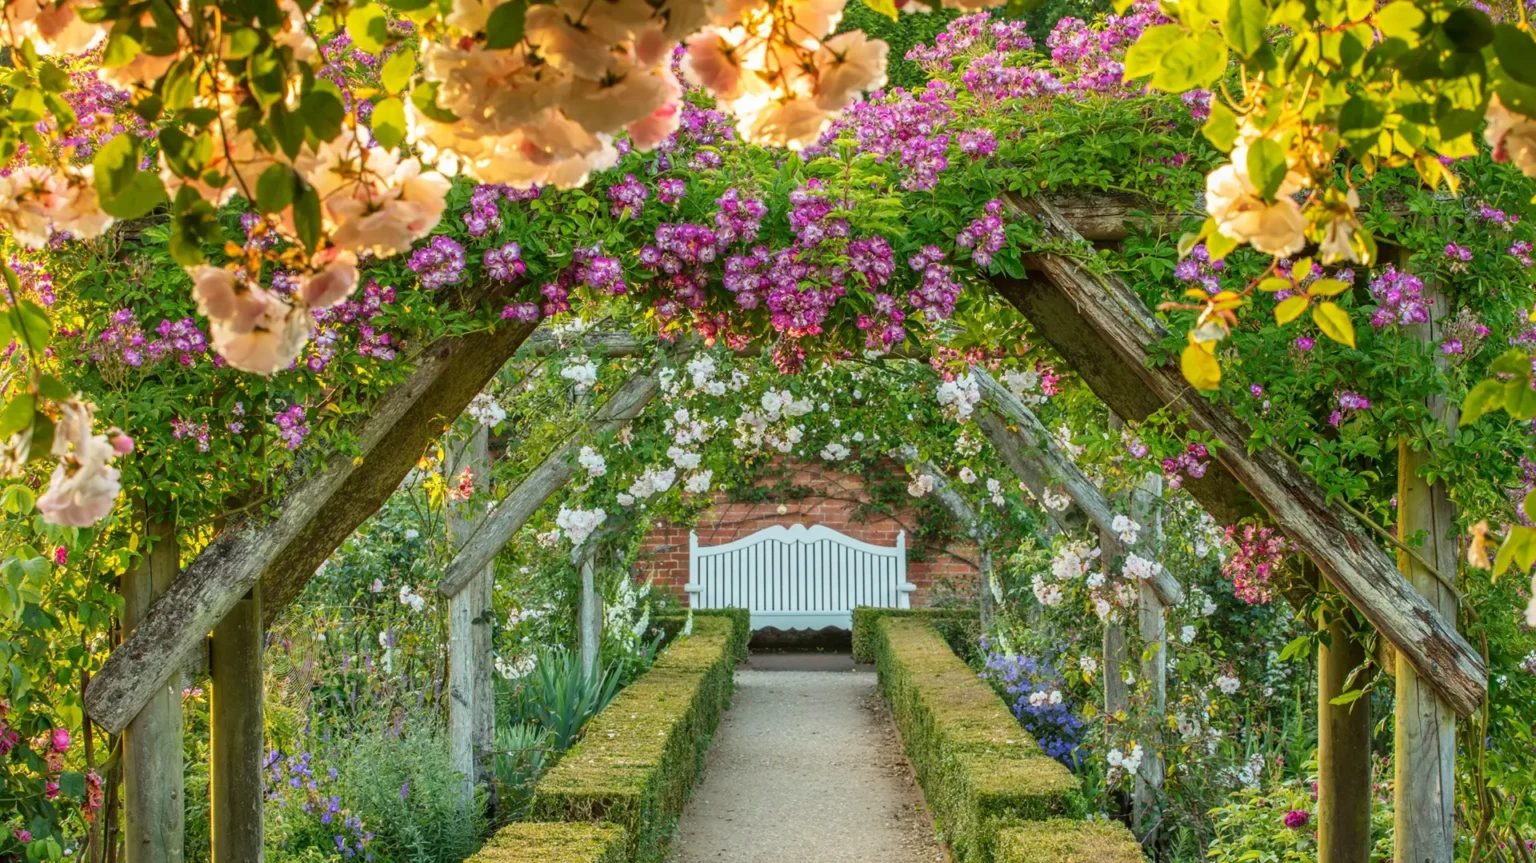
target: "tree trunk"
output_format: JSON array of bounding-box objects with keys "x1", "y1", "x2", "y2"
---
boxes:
[
  {"x1": 122, "y1": 512, "x2": 183, "y2": 863},
  {"x1": 446, "y1": 426, "x2": 496, "y2": 807},
  {"x1": 1395, "y1": 283, "x2": 1459, "y2": 863},
  {"x1": 210, "y1": 584, "x2": 263, "y2": 863},
  {"x1": 1318, "y1": 602, "x2": 1373, "y2": 863}
]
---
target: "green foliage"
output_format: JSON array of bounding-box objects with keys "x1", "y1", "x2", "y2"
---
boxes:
[
  {"x1": 530, "y1": 614, "x2": 745, "y2": 863},
  {"x1": 465, "y1": 822, "x2": 628, "y2": 863},
  {"x1": 851, "y1": 606, "x2": 979, "y2": 663},
  {"x1": 871, "y1": 618, "x2": 1079, "y2": 863},
  {"x1": 503, "y1": 648, "x2": 629, "y2": 751},
  {"x1": 995, "y1": 818, "x2": 1143, "y2": 862},
  {"x1": 1206, "y1": 778, "x2": 1394, "y2": 862}
]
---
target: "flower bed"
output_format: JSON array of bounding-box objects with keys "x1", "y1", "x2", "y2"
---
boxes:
[
  {"x1": 530, "y1": 613, "x2": 743, "y2": 863},
  {"x1": 850, "y1": 606, "x2": 979, "y2": 664},
  {"x1": 869, "y1": 616, "x2": 1140, "y2": 863},
  {"x1": 464, "y1": 822, "x2": 627, "y2": 863}
]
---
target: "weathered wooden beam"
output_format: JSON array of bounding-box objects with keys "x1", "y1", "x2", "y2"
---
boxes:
[
  {"x1": 576, "y1": 545, "x2": 602, "y2": 679},
  {"x1": 1131, "y1": 470, "x2": 1166, "y2": 842},
  {"x1": 994, "y1": 193, "x2": 1487, "y2": 717},
  {"x1": 973, "y1": 369, "x2": 1182, "y2": 606},
  {"x1": 209, "y1": 584, "x2": 262, "y2": 863},
  {"x1": 84, "y1": 305, "x2": 540, "y2": 734},
  {"x1": 446, "y1": 426, "x2": 495, "y2": 804},
  {"x1": 122, "y1": 513, "x2": 183, "y2": 863},
  {"x1": 1394, "y1": 282, "x2": 1458, "y2": 863},
  {"x1": 437, "y1": 371, "x2": 659, "y2": 598}
]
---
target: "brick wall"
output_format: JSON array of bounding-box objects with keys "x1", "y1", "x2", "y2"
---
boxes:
[{"x1": 635, "y1": 459, "x2": 978, "y2": 610}]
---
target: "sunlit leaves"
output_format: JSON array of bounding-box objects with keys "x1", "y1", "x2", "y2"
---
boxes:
[
  {"x1": 1245, "y1": 138, "x2": 1288, "y2": 200},
  {"x1": 381, "y1": 48, "x2": 416, "y2": 94},
  {"x1": 93, "y1": 134, "x2": 166, "y2": 219},
  {"x1": 1273, "y1": 296, "x2": 1308, "y2": 325},
  {"x1": 346, "y1": 3, "x2": 390, "y2": 54},
  {"x1": 1181, "y1": 337, "x2": 1222, "y2": 390},
  {"x1": 1223, "y1": 0, "x2": 1268, "y2": 57},
  {"x1": 1311, "y1": 302, "x2": 1355, "y2": 348},
  {"x1": 485, "y1": 0, "x2": 530, "y2": 50},
  {"x1": 1493, "y1": 525, "x2": 1536, "y2": 579},
  {"x1": 372, "y1": 97, "x2": 407, "y2": 150}
]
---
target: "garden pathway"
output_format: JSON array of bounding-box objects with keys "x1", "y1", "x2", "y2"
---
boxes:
[{"x1": 667, "y1": 656, "x2": 946, "y2": 863}]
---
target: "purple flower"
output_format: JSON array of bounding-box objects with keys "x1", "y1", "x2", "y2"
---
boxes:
[
  {"x1": 1284, "y1": 810, "x2": 1310, "y2": 829},
  {"x1": 1368, "y1": 266, "x2": 1429, "y2": 328},
  {"x1": 606, "y1": 173, "x2": 649, "y2": 219},
  {"x1": 407, "y1": 236, "x2": 466, "y2": 289},
  {"x1": 483, "y1": 242, "x2": 526, "y2": 281}
]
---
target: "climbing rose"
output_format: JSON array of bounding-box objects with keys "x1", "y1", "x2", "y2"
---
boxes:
[{"x1": 1283, "y1": 810, "x2": 1310, "y2": 829}]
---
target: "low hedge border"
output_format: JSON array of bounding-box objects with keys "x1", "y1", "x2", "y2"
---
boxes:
[
  {"x1": 851, "y1": 606, "x2": 978, "y2": 664},
  {"x1": 996, "y1": 819, "x2": 1143, "y2": 862},
  {"x1": 531, "y1": 612, "x2": 744, "y2": 863},
  {"x1": 465, "y1": 822, "x2": 627, "y2": 863},
  {"x1": 872, "y1": 617, "x2": 1083, "y2": 863},
  {"x1": 654, "y1": 609, "x2": 750, "y2": 665}
]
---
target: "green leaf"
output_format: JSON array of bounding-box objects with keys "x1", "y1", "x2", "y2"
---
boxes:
[
  {"x1": 1124, "y1": 24, "x2": 1186, "y2": 80},
  {"x1": 1307, "y1": 278, "x2": 1350, "y2": 297},
  {"x1": 0, "y1": 396, "x2": 35, "y2": 439},
  {"x1": 1443, "y1": 7, "x2": 1494, "y2": 52},
  {"x1": 1246, "y1": 137, "x2": 1288, "y2": 200},
  {"x1": 1339, "y1": 95, "x2": 1386, "y2": 155},
  {"x1": 1, "y1": 484, "x2": 35, "y2": 516},
  {"x1": 35, "y1": 374, "x2": 70, "y2": 402},
  {"x1": 292, "y1": 178, "x2": 322, "y2": 253},
  {"x1": 92, "y1": 134, "x2": 166, "y2": 219},
  {"x1": 1504, "y1": 377, "x2": 1536, "y2": 420},
  {"x1": 1329, "y1": 689, "x2": 1366, "y2": 706},
  {"x1": 267, "y1": 101, "x2": 305, "y2": 161},
  {"x1": 1460, "y1": 377, "x2": 1507, "y2": 426},
  {"x1": 484, "y1": 0, "x2": 529, "y2": 49},
  {"x1": 1278, "y1": 634, "x2": 1311, "y2": 661},
  {"x1": 1204, "y1": 225, "x2": 1239, "y2": 261},
  {"x1": 1489, "y1": 348, "x2": 1532, "y2": 375},
  {"x1": 346, "y1": 3, "x2": 390, "y2": 54},
  {"x1": 1496, "y1": 24, "x2": 1536, "y2": 87},
  {"x1": 11, "y1": 301, "x2": 50, "y2": 354},
  {"x1": 1376, "y1": 1, "x2": 1425, "y2": 41},
  {"x1": 381, "y1": 47, "x2": 416, "y2": 93},
  {"x1": 1312, "y1": 301, "x2": 1356, "y2": 348},
  {"x1": 255, "y1": 164, "x2": 295, "y2": 214},
  {"x1": 301, "y1": 84, "x2": 346, "y2": 144},
  {"x1": 1154, "y1": 31, "x2": 1229, "y2": 92},
  {"x1": 10, "y1": 89, "x2": 45, "y2": 123},
  {"x1": 1257, "y1": 277, "x2": 1291, "y2": 292},
  {"x1": 1224, "y1": 0, "x2": 1267, "y2": 57},
  {"x1": 1203, "y1": 100, "x2": 1239, "y2": 150},
  {"x1": 371, "y1": 96, "x2": 407, "y2": 150},
  {"x1": 1274, "y1": 295, "x2": 1309, "y2": 325},
  {"x1": 410, "y1": 81, "x2": 459, "y2": 124}
]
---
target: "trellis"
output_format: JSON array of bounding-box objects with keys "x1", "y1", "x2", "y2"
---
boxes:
[{"x1": 74, "y1": 196, "x2": 1484, "y2": 863}]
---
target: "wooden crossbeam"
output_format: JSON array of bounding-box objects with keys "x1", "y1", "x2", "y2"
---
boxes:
[
  {"x1": 994, "y1": 193, "x2": 1487, "y2": 717},
  {"x1": 84, "y1": 301, "x2": 539, "y2": 734}
]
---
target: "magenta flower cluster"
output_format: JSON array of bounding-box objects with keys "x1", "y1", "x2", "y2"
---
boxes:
[
  {"x1": 1330, "y1": 391, "x2": 1372, "y2": 427},
  {"x1": 607, "y1": 173, "x2": 649, "y2": 219},
  {"x1": 171, "y1": 417, "x2": 211, "y2": 452},
  {"x1": 1223, "y1": 524, "x2": 1289, "y2": 604},
  {"x1": 956, "y1": 200, "x2": 1007, "y2": 267},
  {"x1": 274, "y1": 404, "x2": 310, "y2": 450},
  {"x1": 408, "y1": 236, "x2": 466, "y2": 289},
  {"x1": 1368, "y1": 266, "x2": 1430, "y2": 328},
  {"x1": 1161, "y1": 442, "x2": 1209, "y2": 490},
  {"x1": 484, "y1": 241, "x2": 527, "y2": 282},
  {"x1": 95, "y1": 310, "x2": 211, "y2": 370},
  {"x1": 309, "y1": 280, "x2": 398, "y2": 368},
  {"x1": 1174, "y1": 244, "x2": 1225, "y2": 294}
]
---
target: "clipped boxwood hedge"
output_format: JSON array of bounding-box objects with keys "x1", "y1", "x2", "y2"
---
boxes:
[
  {"x1": 466, "y1": 822, "x2": 627, "y2": 863},
  {"x1": 531, "y1": 613, "x2": 744, "y2": 863},
  {"x1": 654, "y1": 608, "x2": 751, "y2": 665},
  {"x1": 851, "y1": 606, "x2": 978, "y2": 664},
  {"x1": 872, "y1": 617, "x2": 1081, "y2": 863},
  {"x1": 996, "y1": 819, "x2": 1144, "y2": 863}
]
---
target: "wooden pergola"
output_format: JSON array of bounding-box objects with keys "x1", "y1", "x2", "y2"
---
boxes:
[{"x1": 80, "y1": 195, "x2": 1480, "y2": 863}]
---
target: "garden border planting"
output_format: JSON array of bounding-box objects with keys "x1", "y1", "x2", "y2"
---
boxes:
[
  {"x1": 866, "y1": 615, "x2": 1140, "y2": 863},
  {"x1": 851, "y1": 606, "x2": 978, "y2": 664},
  {"x1": 529, "y1": 612, "x2": 745, "y2": 863},
  {"x1": 462, "y1": 822, "x2": 628, "y2": 863}
]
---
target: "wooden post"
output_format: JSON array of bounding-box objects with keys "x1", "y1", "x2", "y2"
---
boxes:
[
  {"x1": 978, "y1": 546, "x2": 995, "y2": 630},
  {"x1": 446, "y1": 426, "x2": 495, "y2": 805},
  {"x1": 1130, "y1": 472, "x2": 1166, "y2": 841},
  {"x1": 1317, "y1": 597, "x2": 1373, "y2": 863},
  {"x1": 210, "y1": 584, "x2": 263, "y2": 863},
  {"x1": 577, "y1": 547, "x2": 602, "y2": 680},
  {"x1": 122, "y1": 511, "x2": 184, "y2": 863},
  {"x1": 1395, "y1": 282, "x2": 1459, "y2": 863},
  {"x1": 1101, "y1": 528, "x2": 1130, "y2": 721}
]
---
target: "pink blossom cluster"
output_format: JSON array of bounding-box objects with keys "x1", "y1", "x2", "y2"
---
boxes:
[
  {"x1": 0, "y1": 699, "x2": 19, "y2": 758},
  {"x1": 1330, "y1": 391, "x2": 1372, "y2": 427},
  {"x1": 905, "y1": 13, "x2": 1035, "y2": 70},
  {"x1": 1439, "y1": 307, "x2": 1490, "y2": 356},
  {"x1": 607, "y1": 173, "x2": 649, "y2": 219},
  {"x1": 1223, "y1": 524, "x2": 1289, "y2": 604},
  {"x1": 1368, "y1": 266, "x2": 1430, "y2": 328},
  {"x1": 407, "y1": 236, "x2": 466, "y2": 290},
  {"x1": 484, "y1": 242, "x2": 527, "y2": 282},
  {"x1": 539, "y1": 246, "x2": 628, "y2": 319},
  {"x1": 274, "y1": 405, "x2": 309, "y2": 450},
  {"x1": 309, "y1": 280, "x2": 398, "y2": 367},
  {"x1": 1046, "y1": 0, "x2": 1168, "y2": 96},
  {"x1": 461, "y1": 184, "x2": 539, "y2": 237},
  {"x1": 170, "y1": 417, "x2": 211, "y2": 452},
  {"x1": 1161, "y1": 442, "x2": 1209, "y2": 489},
  {"x1": 809, "y1": 84, "x2": 957, "y2": 191},
  {"x1": 906, "y1": 245, "x2": 962, "y2": 321},
  {"x1": 93, "y1": 310, "x2": 210, "y2": 370},
  {"x1": 956, "y1": 200, "x2": 1007, "y2": 267}
]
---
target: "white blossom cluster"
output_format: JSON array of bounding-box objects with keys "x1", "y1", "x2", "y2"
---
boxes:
[
  {"x1": 1001, "y1": 368, "x2": 1046, "y2": 405},
  {"x1": 561, "y1": 355, "x2": 600, "y2": 392},
  {"x1": 468, "y1": 392, "x2": 508, "y2": 427},
  {"x1": 684, "y1": 470, "x2": 714, "y2": 494},
  {"x1": 555, "y1": 505, "x2": 607, "y2": 546},
  {"x1": 935, "y1": 373, "x2": 982, "y2": 421},
  {"x1": 820, "y1": 442, "x2": 851, "y2": 462},
  {"x1": 398, "y1": 584, "x2": 428, "y2": 613},
  {"x1": 958, "y1": 466, "x2": 978, "y2": 484},
  {"x1": 907, "y1": 474, "x2": 935, "y2": 498},
  {"x1": 577, "y1": 445, "x2": 608, "y2": 478},
  {"x1": 494, "y1": 653, "x2": 537, "y2": 681},
  {"x1": 621, "y1": 465, "x2": 677, "y2": 506},
  {"x1": 34, "y1": 399, "x2": 133, "y2": 527},
  {"x1": 1111, "y1": 514, "x2": 1141, "y2": 545},
  {"x1": 1214, "y1": 674, "x2": 1241, "y2": 695},
  {"x1": 1121, "y1": 553, "x2": 1161, "y2": 582},
  {"x1": 986, "y1": 478, "x2": 1005, "y2": 507}
]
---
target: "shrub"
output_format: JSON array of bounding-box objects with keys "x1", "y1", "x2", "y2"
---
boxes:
[
  {"x1": 1206, "y1": 779, "x2": 1393, "y2": 862},
  {"x1": 503, "y1": 648, "x2": 629, "y2": 750},
  {"x1": 464, "y1": 822, "x2": 627, "y2": 863},
  {"x1": 328, "y1": 726, "x2": 485, "y2": 863},
  {"x1": 871, "y1": 617, "x2": 1079, "y2": 863},
  {"x1": 530, "y1": 614, "x2": 744, "y2": 863},
  {"x1": 653, "y1": 609, "x2": 751, "y2": 665},
  {"x1": 995, "y1": 819, "x2": 1143, "y2": 863},
  {"x1": 851, "y1": 606, "x2": 978, "y2": 663}
]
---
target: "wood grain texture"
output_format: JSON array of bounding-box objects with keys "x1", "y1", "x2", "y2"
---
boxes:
[
  {"x1": 437, "y1": 371, "x2": 658, "y2": 598},
  {"x1": 122, "y1": 515, "x2": 183, "y2": 863},
  {"x1": 994, "y1": 194, "x2": 1486, "y2": 717},
  {"x1": 446, "y1": 427, "x2": 495, "y2": 802},
  {"x1": 210, "y1": 584, "x2": 263, "y2": 863},
  {"x1": 85, "y1": 305, "x2": 539, "y2": 734}
]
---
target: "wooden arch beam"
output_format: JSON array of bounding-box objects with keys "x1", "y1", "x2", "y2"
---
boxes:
[
  {"x1": 84, "y1": 293, "x2": 539, "y2": 734},
  {"x1": 993, "y1": 193, "x2": 1486, "y2": 717}
]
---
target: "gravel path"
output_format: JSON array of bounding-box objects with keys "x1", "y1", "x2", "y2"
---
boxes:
[{"x1": 667, "y1": 663, "x2": 947, "y2": 863}]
